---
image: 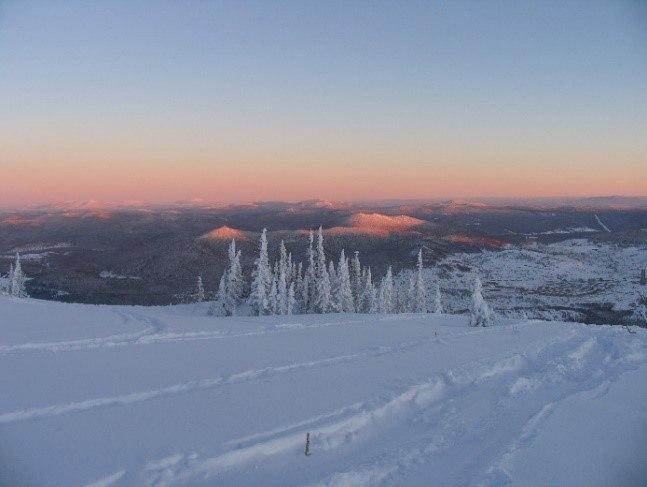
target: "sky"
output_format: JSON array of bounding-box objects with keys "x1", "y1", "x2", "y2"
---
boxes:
[{"x1": 1, "y1": 0, "x2": 646, "y2": 207}]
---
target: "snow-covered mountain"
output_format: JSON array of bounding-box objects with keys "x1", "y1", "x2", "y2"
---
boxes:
[
  {"x1": 1, "y1": 296, "x2": 646, "y2": 486},
  {"x1": 325, "y1": 213, "x2": 429, "y2": 236}
]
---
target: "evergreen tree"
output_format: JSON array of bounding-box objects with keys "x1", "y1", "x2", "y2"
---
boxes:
[
  {"x1": 433, "y1": 284, "x2": 443, "y2": 314},
  {"x1": 2, "y1": 263, "x2": 13, "y2": 294},
  {"x1": 414, "y1": 249, "x2": 428, "y2": 313},
  {"x1": 226, "y1": 239, "x2": 244, "y2": 306},
  {"x1": 268, "y1": 273, "x2": 279, "y2": 315},
  {"x1": 211, "y1": 274, "x2": 228, "y2": 316},
  {"x1": 287, "y1": 282, "x2": 296, "y2": 316},
  {"x1": 295, "y1": 262, "x2": 305, "y2": 313},
  {"x1": 350, "y1": 251, "x2": 362, "y2": 309},
  {"x1": 313, "y1": 227, "x2": 331, "y2": 313},
  {"x1": 250, "y1": 228, "x2": 272, "y2": 315},
  {"x1": 469, "y1": 275, "x2": 495, "y2": 327},
  {"x1": 393, "y1": 271, "x2": 410, "y2": 313},
  {"x1": 336, "y1": 250, "x2": 355, "y2": 312},
  {"x1": 276, "y1": 240, "x2": 289, "y2": 315},
  {"x1": 328, "y1": 260, "x2": 339, "y2": 311},
  {"x1": 303, "y1": 231, "x2": 317, "y2": 313},
  {"x1": 215, "y1": 239, "x2": 245, "y2": 316},
  {"x1": 10, "y1": 253, "x2": 27, "y2": 298},
  {"x1": 359, "y1": 267, "x2": 377, "y2": 313},
  {"x1": 378, "y1": 266, "x2": 395, "y2": 314},
  {"x1": 406, "y1": 273, "x2": 416, "y2": 312},
  {"x1": 195, "y1": 275, "x2": 205, "y2": 302}
]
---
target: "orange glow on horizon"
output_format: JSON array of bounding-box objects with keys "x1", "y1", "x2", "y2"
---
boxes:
[{"x1": 3, "y1": 148, "x2": 646, "y2": 208}]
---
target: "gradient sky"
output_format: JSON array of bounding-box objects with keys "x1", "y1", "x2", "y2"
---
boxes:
[{"x1": 1, "y1": 0, "x2": 646, "y2": 207}]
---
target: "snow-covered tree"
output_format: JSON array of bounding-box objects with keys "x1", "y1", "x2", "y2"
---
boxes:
[
  {"x1": 433, "y1": 284, "x2": 443, "y2": 314},
  {"x1": 226, "y1": 239, "x2": 244, "y2": 305},
  {"x1": 287, "y1": 282, "x2": 296, "y2": 315},
  {"x1": 276, "y1": 241, "x2": 289, "y2": 315},
  {"x1": 211, "y1": 274, "x2": 228, "y2": 316},
  {"x1": 350, "y1": 251, "x2": 362, "y2": 309},
  {"x1": 1, "y1": 263, "x2": 12, "y2": 294},
  {"x1": 359, "y1": 267, "x2": 377, "y2": 313},
  {"x1": 195, "y1": 275, "x2": 205, "y2": 302},
  {"x1": 469, "y1": 275, "x2": 495, "y2": 327},
  {"x1": 393, "y1": 271, "x2": 411, "y2": 313},
  {"x1": 413, "y1": 249, "x2": 427, "y2": 313},
  {"x1": 250, "y1": 228, "x2": 273, "y2": 315},
  {"x1": 215, "y1": 239, "x2": 245, "y2": 316},
  {"x1": 378, "y1": 266, "x2": 395, "y2": 314},
  {"x1": 10, "y1": 253, "x2": 27, "y2": 298},
  {"x1": 313, "y1": 227, "x2": 331, "y2": 313},
  {"x1": 294, "y1": 262, "x2": 304, "y2": 313},
  {"x1": 328, "y1": 260, "x2": 339, "y2": 311},
  {"x1": 268, "y1": 273, "x2": 279, "y2": 315},
  {"x1": 302, "y1": 231, "x2": 317, "y2": 313},
  {"x1": 334, "y1": 250, "x2": 354, "y2": 312}
]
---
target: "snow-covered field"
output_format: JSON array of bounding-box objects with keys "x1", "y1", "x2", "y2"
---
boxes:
[
  {"x1": 433, "y1": 239, "x2": 647, "y2": 323},
  {"x1": 1, "y1": 297, "x2": 647, "y2": 486}
]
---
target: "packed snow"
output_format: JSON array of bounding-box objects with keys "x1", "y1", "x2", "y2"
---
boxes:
[{"x1": 1, "y1": 296, "x2": 646, "y2": 486}]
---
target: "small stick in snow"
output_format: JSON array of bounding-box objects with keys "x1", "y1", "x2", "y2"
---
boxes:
[{"x1": 304, "y1": 432, "x2": 311, "y2": 456}]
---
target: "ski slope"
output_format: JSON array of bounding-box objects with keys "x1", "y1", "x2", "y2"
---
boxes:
[{"x1": 1, "y1": 297, "x2": 646, "y2": 486}]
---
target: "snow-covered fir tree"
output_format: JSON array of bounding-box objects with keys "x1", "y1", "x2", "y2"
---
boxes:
[
  {"x1": 328, "y1": 260, "x2": 339, "y2": 311},
  {"x1": 301, "y1": 230, "x2": 317, "y2": 313},
  {"x1": 268, "y1": 272, "x2": 279, "y2": 315},
  {"x1": 287, "y1": 282, "x2": 296, "y2": 316},
  {"x1": 350, "y1": 251, "x2": 362, "y2": 309},
  {"x1": 214, "y1": 239, "x2": 244, "y2": 316},
  {"x1": 10, "y1": 253, "x2": 27, "y2": 298},
  {"x1": 313, "y1": 227, "x2": 331, "y2": 313},
  {"x1": 335, "y1": 250, "x2": 355, "y2": 312},
  {"x1": 276, "y1": 241, "x2": 289, "y2": 315},
  {"x1": 195, "y1": 275, "x2": 205, "y2": 302},
  {"x1": 413, "y1": 249, "x2": 427, "y2": 313},
  {"x1": 226, "y1": 239, "x2": 244, "y2": 305},
  {"x1": 250, "y1": 228, "x2": 273, "y2": 315},
  {"x1": 378, "y1": 265, "x2": 395, "y2": 314},
  {"x1": 433, "y1": 284, "x2": 443, "y2": 314},
  {"x1": 469, "y1": 275, "x2": 495, "y2": 327},
  {"x1": 1, "y1": 263, "x2": 12, "y2": 294},
  {"x1": 211, "y1": 274, "x2": 227, "y2": 316},
  {"x1": 359, "y1": 267, "x2": 377, "y2": 313},
  {"x1": 393, "y1": 272, "x2": 411, "y2": 313},
  {"x1": 294, "y1": 262, "x2": 304, "y2": 313}
]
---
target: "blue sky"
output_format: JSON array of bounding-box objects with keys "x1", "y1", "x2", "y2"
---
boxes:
[{"x1": 1, "y1": 0, "x2": 646, "y2": 205}]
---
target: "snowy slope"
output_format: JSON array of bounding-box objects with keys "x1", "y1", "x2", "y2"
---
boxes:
[
  {"x1": 431, "y1": 239, "x2": 647, "y2": 323},
  {"x1": 1, "y1": 297, "x2": 646, "y2": 486}
]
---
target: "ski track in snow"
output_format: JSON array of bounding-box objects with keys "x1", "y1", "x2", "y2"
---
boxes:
[
  {"x1": 3, "y1": 302, "x2": 647, "y2": 486},
  {"x1": 138, "y1": 328, "x2": 647, "y2": 487},
  {"x1": 0, "y1": 314, "x2": 376, "y2": 354},
  {"x1": 0, "y1": 339, "x2": 428, "y2": 425},
  {"x1": 84, "y1": 470, "x2": 126, "y2": 487},
  {"x1": 0, "y1": 310, "x2": 165, "y2": 353}
]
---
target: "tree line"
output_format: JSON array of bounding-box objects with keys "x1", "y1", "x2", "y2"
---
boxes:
[{"x1": 205, "y1": 227, "x2": 495, "y2": 326}]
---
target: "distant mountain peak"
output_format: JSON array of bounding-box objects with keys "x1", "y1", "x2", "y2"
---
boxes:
[{"x1": 200, "y1": 225, "x2": 250, "y2": 241}]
